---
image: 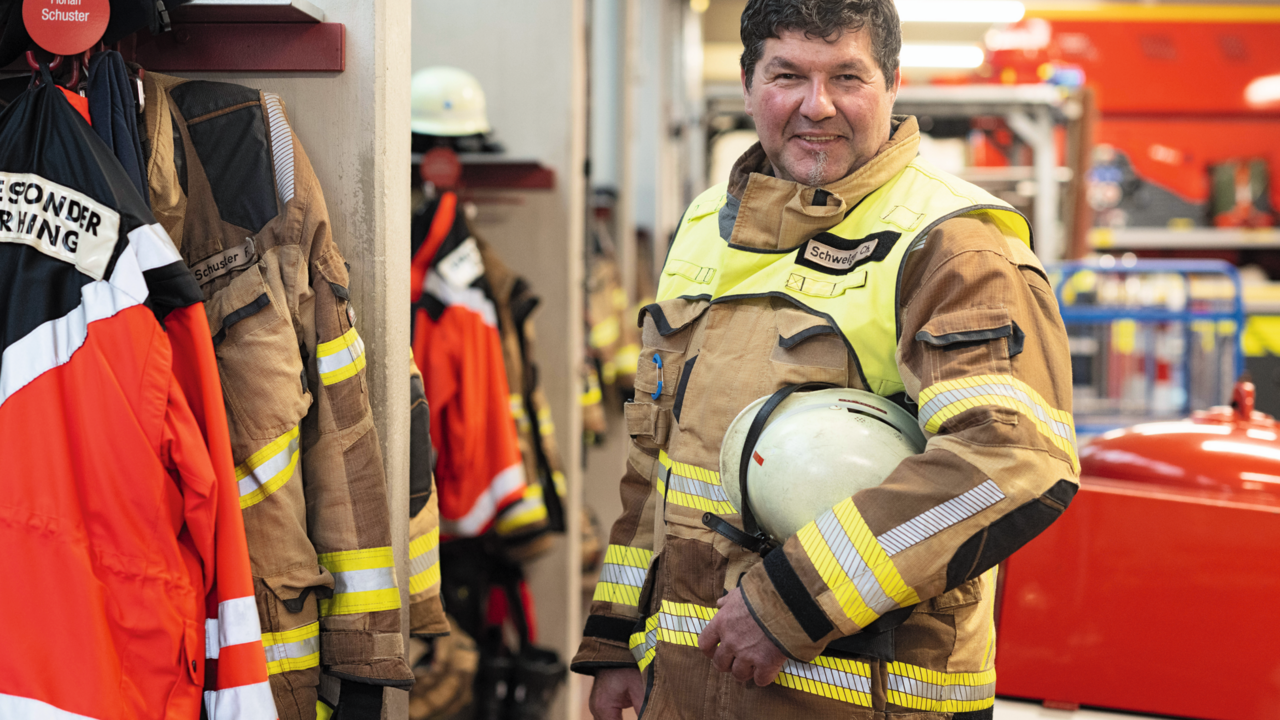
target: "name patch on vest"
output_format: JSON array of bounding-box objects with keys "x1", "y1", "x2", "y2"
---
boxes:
[
  {"x1": 795, "y1": 230, "x2": 900, "y2": 276},
  {"x1": 191, "y1": 238, "x2": 257, "y2": 285}
]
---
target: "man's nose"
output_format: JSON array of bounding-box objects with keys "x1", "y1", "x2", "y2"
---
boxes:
[{"x1": 799, "y1": 79, "x2": 836, "y2": 122}]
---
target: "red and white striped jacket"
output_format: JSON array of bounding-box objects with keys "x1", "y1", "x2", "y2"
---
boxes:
[{"x1": 0, "y1": 81, "x2": 274, "y2": 720}]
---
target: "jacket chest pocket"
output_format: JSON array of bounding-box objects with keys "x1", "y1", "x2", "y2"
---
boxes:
[
  {"x1": 626, "y1": 297, "x2": 709, "y2": 448},
  {"x1": 769, "y1": 307, "x2": 850, "y2": 388},
  {"x1": 206, "y1": 263, "x2": 311, "y2": 442}
]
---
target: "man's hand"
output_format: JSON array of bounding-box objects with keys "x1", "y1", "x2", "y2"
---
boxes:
[
  {"x1": 588, "y1": 667, "x2": 645, "y2": 720},
  {"x1": 698, "y1": 588, "x2": 786, "y2": 686}
]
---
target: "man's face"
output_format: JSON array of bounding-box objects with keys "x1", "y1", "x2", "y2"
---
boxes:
[{"x1": 743, "y1": 27, "x2": 900, "y2": 187}]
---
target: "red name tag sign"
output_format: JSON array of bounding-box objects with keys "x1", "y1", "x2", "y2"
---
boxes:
[{"x1": 23, "y1": 0, "x2": 109, "y2": 56}]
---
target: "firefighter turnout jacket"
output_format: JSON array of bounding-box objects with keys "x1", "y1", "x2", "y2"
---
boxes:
[
  {"x1": 143, "y1": 72, "x2": 437, "y2": 718},
  {"x1": 0, "y1": 81, "x2": 274, "y2": 720},
  {"x1": 572, "y1": 117, "x2": 1080, "y2": 719}
]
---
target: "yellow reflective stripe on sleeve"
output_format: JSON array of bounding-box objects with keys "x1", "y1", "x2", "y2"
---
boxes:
[
  {"x1": 633, "y1": 601, "x2": 875, "y2": 705},
  {"x1": 409, "y1": 527, "x2": 441, "y2": 596},
  {"x1": 262, "y1": 622, "x2": 320, "y2": 675},
  {"x1": 797, "y1": 498, "x2": 921, "y2": 630},
  {"x1": 918, "y1": 374, "x2": 1078, "y2": 469},
  {"x1": 317, "y1": 546, "x2": 400, "y2": 615},
  {"x1": 494, "y1": 484, "x2": 549, "y2": 536},
  {"x1": 317, "y1": 327, "x2": 367, "y2": 385},
  {"x1": 594, "y1": 544, "x2": 653, "y2": 608},
  {"x1": 886, "y1": 662, "x2": 996, "y2": 713},
  {"x1": 316, "y1": 701, "x2": 334, "y2": 720},
  {"x1": 656, "y1": 450, "x2": 737, "y2": 515},
  {"x1": 237, "y1": 426, "x2": 301, "y2": 509}
]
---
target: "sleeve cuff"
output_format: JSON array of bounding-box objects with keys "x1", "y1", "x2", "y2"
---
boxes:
[
  {"x1": 738, "y1": 549, "x2": 843, "y2": 663},
  {"x1": 571, "y1": 633, "x2": 636, "y2": 676}
]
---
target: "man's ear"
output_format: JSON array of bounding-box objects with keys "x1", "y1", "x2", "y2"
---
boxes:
[
  {"x1": 741, "y1": 66, "x2": 754, "y2": 117},
  {"x1": 888, "y1": 67, "x2": 902, "y2": 98}
]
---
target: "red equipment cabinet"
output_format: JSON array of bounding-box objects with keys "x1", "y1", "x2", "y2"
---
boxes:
[{"x1": 995, "y1": 383, "x2": 1280, "y2": 719}]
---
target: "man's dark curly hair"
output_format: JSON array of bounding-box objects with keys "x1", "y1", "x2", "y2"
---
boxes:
[{"x1": 740, "y1": 0, "x2": 901, "y2": 91}]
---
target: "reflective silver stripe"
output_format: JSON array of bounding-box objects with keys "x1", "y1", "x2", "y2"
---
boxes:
[
  {"x1": 658, "y1": 610, "x2": 711, "y2": 636},
  {"x1": 780, "y1": 658, "x2": 872, "y2": 695},
  {"x1": 887, "y1": 674, "x2": 995, "y2": 703},
  {"x1": 630, "y1": 626, "x2": 657, "y2": 664},
  {"x1": 877, "y1": 480, "x2": 1006, "y2": 556},
  {"x1": 815, "y1": 511, "x2": 897, "y2": 616},
  {"x1": 599, "y1": 563, "x2": 647, "y2": 588},
  {"x1": 317, "y1": 331, "x2": 365, "y2": 377},
  {"x1": 333, "y1": 566, "x2": 397, "y2": 594},
  {"x1": 265, "y1": 633, "x2": 319, "y2": 665},
  {"x1": 237, "y1": 430, "x2": 300, "y2": 498},
  {"x1": 665, "y1": 467, "x2": 731, "y2": 504},
  {"x1": 263, "y1": 93, "x2": 295, "y2": 203},
  {"x1": 920, "y1": 382, "x2": 1075, "y2": 448},
  {"x1": 409, "y1": 545, "x2": 438, "y2": 580}
]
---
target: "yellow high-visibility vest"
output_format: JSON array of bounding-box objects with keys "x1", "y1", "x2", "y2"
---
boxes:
[{"x1": 657, "y1": 158, "x2": 1032, "y2": 398}]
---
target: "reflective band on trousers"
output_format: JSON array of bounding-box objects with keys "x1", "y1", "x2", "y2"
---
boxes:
[
  {"x1": 409, "y1": 527, "x2": 441, "y2": 595},
  {"x1": 629, "y1": 601, "x2": 995, "y2": 710},
  {"x1": 237, "y1": 426, "x2": 300, "y2": 509},
  {"x1": 317, "y1": 546, "x2": 400, "y2": 615},
  {"x1": 317, "y1": 327, "x2": 366, "y2": 385},
  {"x1": 656, "y1": 450, "x2": 735, "y2": 515},
  {"x1": 262, "y1": 622, "x2": 320, "y2": 675},
  {"x1": 592, "y1": 544, "x2": 653, "y2": 608},
  {"x1": 918, "y1": 374, "x2": 1078, "y2": 470}
]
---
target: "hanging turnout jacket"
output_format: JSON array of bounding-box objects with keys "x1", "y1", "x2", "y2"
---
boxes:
[
  {"x1": 0, "y1": 79, "x2": 273, "y2": 719},
  {"x1": 572, "y1": 118, "x2": 1079, "y2": 719},
  {"x1": 142, "y1": 72, "x2": 430, "y2": 719},
  {"x1": 410, "y1": 192, "x2": 528, "y2": 539}
]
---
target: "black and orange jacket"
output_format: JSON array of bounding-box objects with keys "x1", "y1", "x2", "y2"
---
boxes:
[{"x1": 0, "y1": 81, "x2": 274, "y2": 720}]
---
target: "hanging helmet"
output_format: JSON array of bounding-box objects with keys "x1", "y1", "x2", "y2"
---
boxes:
[
  {"x1": 720, "y1": 387, "x2": 926, "y2": 544},
  {"x1": 410, "y1": 66, "x2": 491, "y2": 137}
]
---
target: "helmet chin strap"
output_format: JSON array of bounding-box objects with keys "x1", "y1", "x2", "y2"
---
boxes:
[{"x1": 701, "y1": 382, "x2": 836, "y2": 557}]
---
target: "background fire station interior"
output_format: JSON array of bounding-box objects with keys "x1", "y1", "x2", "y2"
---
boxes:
[{"x1": 163, "y1": 0, "x2": 1280, "y2": 717}]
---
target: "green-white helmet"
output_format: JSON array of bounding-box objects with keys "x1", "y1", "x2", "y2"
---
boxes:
[{"x1": 720, "y1": 387, "x2": 925, "y2": 544}]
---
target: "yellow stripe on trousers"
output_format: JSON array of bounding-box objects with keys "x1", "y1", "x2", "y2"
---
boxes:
[{"x1": 627, "y1": 601, "x2": 992, "y2": 707}]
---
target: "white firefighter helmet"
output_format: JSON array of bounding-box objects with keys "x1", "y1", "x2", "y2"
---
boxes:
[
  {"x1": 411, "y1": 66, "x2": 491, "y2": 137},
  {"x1": 720, "y1": 387, "x2": 926, "y2": 544}
]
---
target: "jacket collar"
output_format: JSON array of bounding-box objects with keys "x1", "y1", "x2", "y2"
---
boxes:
[{"x1": 721, "y1": 115, "x2": 920, "y2": 251}]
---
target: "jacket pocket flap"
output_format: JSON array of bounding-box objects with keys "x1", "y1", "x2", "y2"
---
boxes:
[
  {"x1": 205, "y1": 264, "x2": 275, "y2": 343},
  {"x1": 624, "y1": 401, "x2": 671, "y2": 445},
  {"x1": 916, "y1": 307, "x2": 1011, "y2": 347},
  {"x1": 638, "y1": 297, "x2": 709, "y2": 337},
  {"x1": 775, "y1": 308, "x2": 838, "y2": 349}
]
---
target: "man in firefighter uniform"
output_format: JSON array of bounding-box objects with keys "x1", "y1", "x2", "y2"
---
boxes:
[{"x1": 574, "y1": 1, "x2": 1079, "y2": 718}]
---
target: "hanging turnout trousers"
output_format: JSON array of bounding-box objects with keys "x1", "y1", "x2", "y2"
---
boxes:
[{"x1": 573, "y1": 123, "x2": 1080, "y2": 720}]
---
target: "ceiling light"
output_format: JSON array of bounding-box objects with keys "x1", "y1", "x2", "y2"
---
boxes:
[
  {"x1": 896, "y1": 1, "x2": 1025, "y2": 24},
  {"x1": 1246, "y1": 74, "x2": 1280, "y2": 108},
  {"x1": 900, "y1": 44, "x2": 986, "y2": 69}
]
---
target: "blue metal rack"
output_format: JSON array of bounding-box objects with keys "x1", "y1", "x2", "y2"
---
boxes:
[{"x1": 1051, "y1": 259, "x2": 1245, "y2": 434}]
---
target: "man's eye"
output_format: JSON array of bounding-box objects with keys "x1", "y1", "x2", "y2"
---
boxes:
[
  {"x1": 837, "y1": 74, "x2": 861, "y2": 82},
  {"x1": 775, "y1": 73, "x2": 800, "y2": 80}
]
